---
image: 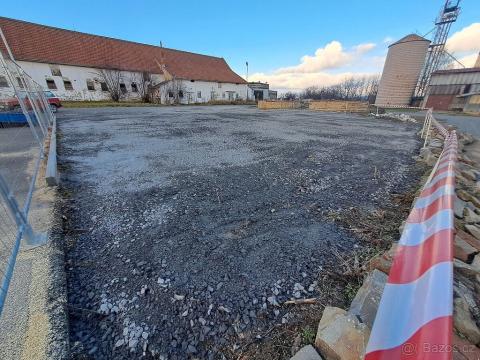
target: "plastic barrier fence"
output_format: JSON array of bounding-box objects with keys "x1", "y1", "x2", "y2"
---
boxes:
[{"x1": 365, "y1": 118, "x2": 456, "y2": 359}]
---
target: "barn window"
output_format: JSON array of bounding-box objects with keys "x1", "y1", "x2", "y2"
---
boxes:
[
  {"x1": 168, "y1": 91, "x2": 174, "y2": 98},
  {"x1": 197, "y1": 91, "x2": 201, "y2": 98},
  {"x1": 86, "y1": 79, "x2": 95, "y2": 91},
  {"x1": 100, "y1": 82, "x2": 108, "y2": 91},
  {"x1": 50, "y1": 65, "x2": 62, "y2": 76},
  {"x1": 218, "y1": 83, "x2": 222, "y2": 88},
  {"x1": 120, "y1": 83, "x2": 127, "y2": 94},
  {"x1": 178, "y1": 90, "x2": 184, "y2": 98},
  {"x1": 0, "y1": 75, "x2": 8, "y2": 87},
  {"x1": 463, "y1": 84, "x2": 472, "y2": 94},
  {"x1": 190, "y1": 79, "x2": 195, "y2": 83},
  {"x1": 46, "y1": 79, "x2": 57, "y2": 90},
  {"x1": 131, "y1": 83, "x2": 138, "y2": 92},
  {"x1": 16, "y1": 77, "x2": 24, "y2": 89},
  {"x1": 63, "y1": 80, "x2": 73, "y2": 90}
]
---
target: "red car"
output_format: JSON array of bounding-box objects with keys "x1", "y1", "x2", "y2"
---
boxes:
[{"x1": 0, "y1": 91, "x2": 62, "y2": 113}]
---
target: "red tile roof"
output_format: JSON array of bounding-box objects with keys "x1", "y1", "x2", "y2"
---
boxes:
[{"x1": 0, "y1": 17, "x2": 246, "y2": 84}]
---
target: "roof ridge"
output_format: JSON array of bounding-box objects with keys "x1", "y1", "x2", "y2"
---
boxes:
[{"x1": 0, "y1": 16, "x2": 224, "y2": 61}]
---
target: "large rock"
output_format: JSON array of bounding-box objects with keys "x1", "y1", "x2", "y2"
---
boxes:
[
  {"x1": 465, "y1": 224, "x2": 480, "y2": 241},
  {"x1": 457, "y1": 190, "x2": 480, "y2": 209},
  {"x1": 455, "y1": 236, "x2": 479, "y2": 263},
  {"x1": 454, "y1": 259, "x2": 480, "y2": 278},
  {"x1": 465, "y1": 208, "x2": 480, "y2": 224},
  {"x1": 419, "y1": 148, "x2": 438, "y2": 166},
  {"x1": 348, "y1": 270, "x2": 387, "y2": 328},
  {"x1": 453, "y1": 333, "x2": 480, "y2": 360},
  {"x1": 315, "y1": 307, "x2": 370, "y2": 360},
  {"x1": 290, "y1": 345, "x2": 324, "y2": 360},
  {"x1": 368, "y1": 244, "x2": 397, "y2": 274},
  {"x1": 472, "y1": 255, "x2": 480, "y2": 272},
  {"x1": 455, "y1": 197, "x2": 467, "y2": 219},
  {"x1": 454, "y1": 297, "x2": 480, "y2": 345},
  {"x1": 457, "y1": 229, "x2": 480, "y2": 251},
  {"x1": 461, "y1": 170, "x2": 478, "y2": 182}
]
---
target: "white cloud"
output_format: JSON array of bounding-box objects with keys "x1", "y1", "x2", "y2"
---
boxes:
[
  {"x1": 446, "y1": 23, "x2": 480, "y2": 53},
  {"x1": 275, "y1": 41, "x2": 376, "y2": 74},
  {"x1": 249, "y1": 70, "x2": 375, "y2": 92},
  {"x1": 456, "y1": 53, "x2": 479, "y2": 68},
  {"x1": 248, "y1": 40, "x2": 379, "y2": 90}
]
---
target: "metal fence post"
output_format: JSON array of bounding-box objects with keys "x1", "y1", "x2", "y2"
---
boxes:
[{"x1": 0, "y1": 174, "x2": 46, "y2": 247}]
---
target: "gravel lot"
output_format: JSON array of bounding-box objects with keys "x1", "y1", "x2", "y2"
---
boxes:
[{"x1": 58, "y1": 105, "x2": 422, "y2": 359}]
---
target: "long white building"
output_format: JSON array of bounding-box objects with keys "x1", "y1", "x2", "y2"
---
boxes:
[{"x1": 0, "y1": 17, "x2": 247, "y2": 104}]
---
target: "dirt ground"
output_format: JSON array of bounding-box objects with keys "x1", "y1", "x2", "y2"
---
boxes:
[{"x1": 57, "y1": 105, "x2": 423, "y2": 359}]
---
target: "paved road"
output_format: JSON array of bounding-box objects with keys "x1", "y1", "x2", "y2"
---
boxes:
[
  {"x1": 434, "y1": 113, "x2": 480, "y2": 138},
  {"x1": 390, "y1": 110, "x2": 480, "y2": 138},
  {"x1": 59, "y1": 105, "x2": 423, "y2": 359}
]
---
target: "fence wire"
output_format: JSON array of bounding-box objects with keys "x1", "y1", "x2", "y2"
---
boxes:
[{"x1": 0, "y1": 31, "x2": 54, "y2": 313}]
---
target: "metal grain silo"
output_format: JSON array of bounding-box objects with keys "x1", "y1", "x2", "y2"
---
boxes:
[{"x1": 375, "y1": 34, "x2": 430, "y2": 107}]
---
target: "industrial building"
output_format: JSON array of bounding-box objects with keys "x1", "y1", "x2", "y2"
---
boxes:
[
  {"x1": 424, "y1": 66, "x2": 480, "y2": 113},
  {"x1": 375, "y1": 1, "x2": 461, "y2": 108},
  {"x1": 247, "y1": 82, "x2": 277, "y2": 101},
  {"x1": 375, "y1": 34, "x2": 430, "y2": 107},
  {"x1": 0, "y1": 17, "x2": 247, "y2": 103}
]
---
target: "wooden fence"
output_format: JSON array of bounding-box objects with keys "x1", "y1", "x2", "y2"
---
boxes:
[{"x1": 257, "y1": 100, "x2": 370, "y2": 113}]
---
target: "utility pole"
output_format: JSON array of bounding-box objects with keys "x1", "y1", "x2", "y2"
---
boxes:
[{"x1": 246, "y1": 61, "x2": 249, "y2": 101}]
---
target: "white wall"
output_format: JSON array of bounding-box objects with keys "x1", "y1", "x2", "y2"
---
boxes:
[
  {"x1": 16, "y1": 61, "x2": 156, "y2": 101},
  {"x1": 178, "y1": 80, "x2": 247, "y2": 104},
  {"x1": 2, "y1": 60, "x2": 248, "y2": 103}
]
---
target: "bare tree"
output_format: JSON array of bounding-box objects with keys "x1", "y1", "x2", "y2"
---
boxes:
[
  {"x1": 97, "y1": 69, "x2": 123, "y2": 101},
  {"x1": 130, "y1": 71, "x2": 153, "y2": 103},
  {"x1": 299, "y1": 75, "x2": 379, "y2": 102},
  {"x1": 282, "y1": 91, "x2": 298, "y2": 100},
  {"x1": 151, "y1": 77, "x2": 186, "y2": 104}
]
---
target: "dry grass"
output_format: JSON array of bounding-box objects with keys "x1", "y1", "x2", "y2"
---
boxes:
[{"x1": 61, "y1": 100, "x2": 256, "y2": 108}]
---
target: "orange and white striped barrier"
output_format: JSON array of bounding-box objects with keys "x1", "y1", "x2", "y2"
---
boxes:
[{"x1": 365, "y1": 118, "x2": 456, "y2": 359}]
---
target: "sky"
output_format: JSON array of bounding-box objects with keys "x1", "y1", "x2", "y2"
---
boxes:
[{"x1": 1, "y1": 0, "x2": 479, "y2": 92}]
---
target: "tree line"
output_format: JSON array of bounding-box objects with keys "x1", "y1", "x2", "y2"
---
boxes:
[{"x1": 281, "y1": 75, "x2": 380, "y2": 103}]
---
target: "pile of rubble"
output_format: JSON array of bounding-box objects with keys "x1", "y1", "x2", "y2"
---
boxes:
[
  {"x1": 290, "y1": 127, "x2": 480, "y2": 359},
  {"x1": 373, "y1": 112, "x2": 418, "y2": 123}
]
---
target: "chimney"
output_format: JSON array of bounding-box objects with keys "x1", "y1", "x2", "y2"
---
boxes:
[{"x1": 475, "y1": 52, "x2": 480, "y2": 68}]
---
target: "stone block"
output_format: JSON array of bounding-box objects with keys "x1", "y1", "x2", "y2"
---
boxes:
[
  {"x1": 290, "y1": 345, "x2": 324, "y2": 360},
  {"x1": 453, "y1": 333, "x2": 480, "y2": 360},
  {"x1": 315, "y1": 307, "x2": 370, "y2": 360},
  {"x1": 454, "y1": 297, "x2": 480, "y2": 345},
  {"x1": 348, "y1": 270, "x2": 387, "y2": 328},
  {"x1": 455, "y1": 197, "x2": 467, "y2": 219},
  {"x1": 457, "y1": 229, "x2": 480, "y2": 251},
  {"x1": 465, "y1": 224, "x2": 480, "y2": 241},
  {"x1": 455, "y1": 236, "x2": 479, "y2": 263},
  {"x1": 457, "y1": 190, "x2": 480, "y2": 209},
  {"x1": 465, "y1": 208, "x2": 480, "y2": 224},
  {"x1": 367, "y1": 244, "x2": 397, "y2": 275}
]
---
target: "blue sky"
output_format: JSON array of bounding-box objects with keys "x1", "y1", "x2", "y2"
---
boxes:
[{"x1": 2, "y1": 0, "x2": 479, "y2": 90}]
